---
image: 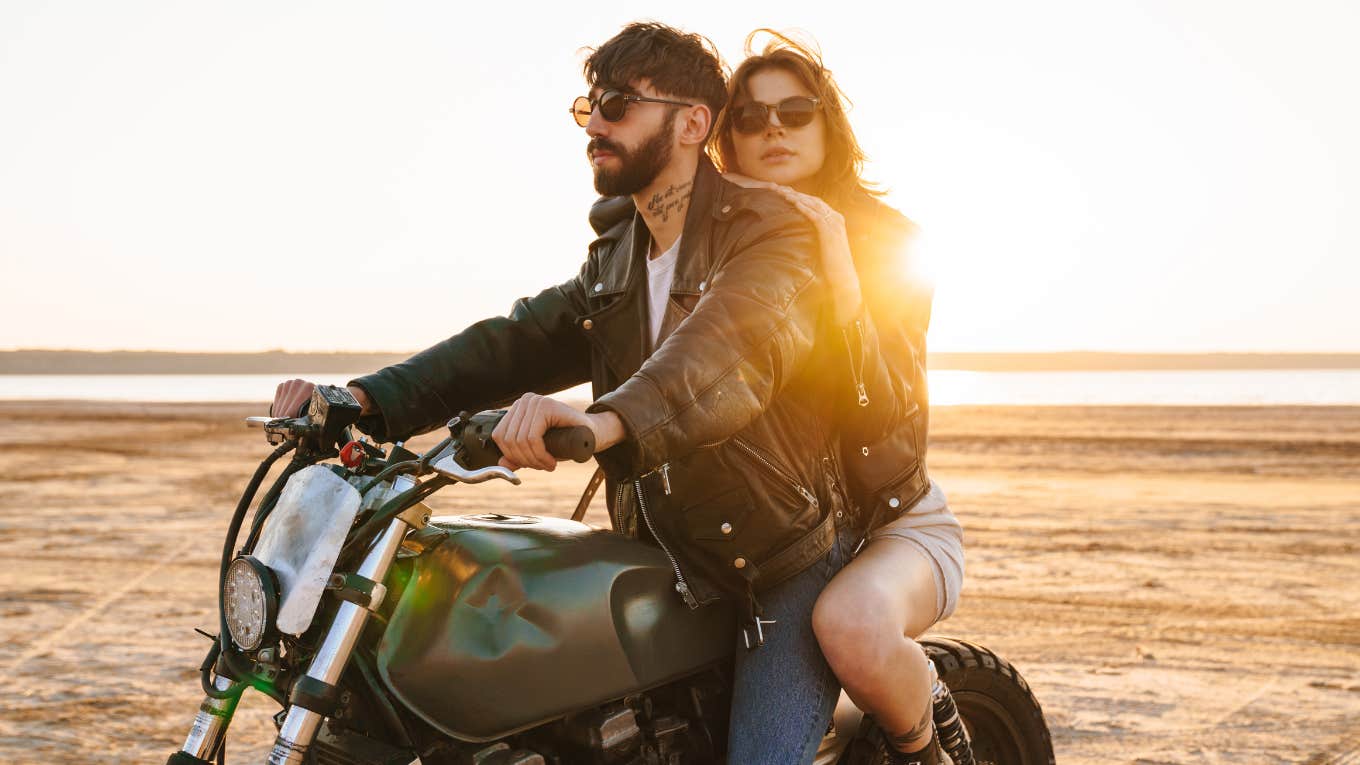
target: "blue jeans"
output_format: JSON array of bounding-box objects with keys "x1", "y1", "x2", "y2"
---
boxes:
[{"x1": 727, "y1": 526, "x2": 857, "y2": 764}]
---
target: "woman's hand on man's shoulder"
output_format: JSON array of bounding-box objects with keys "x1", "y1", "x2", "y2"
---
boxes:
[{"x1": 722, "y1": 174, "x2": 860, "y2": 324}]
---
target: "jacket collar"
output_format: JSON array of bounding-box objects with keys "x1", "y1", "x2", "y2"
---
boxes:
[
  {"x1": 581, "y1": 156, "x2": 735, "y2": 375},
  {"x1": 587, "y1": 155, "x2": 730, "y2": 297},
  {"x1": 669, "y1": 154, "x2": 724, "y2": 295}
]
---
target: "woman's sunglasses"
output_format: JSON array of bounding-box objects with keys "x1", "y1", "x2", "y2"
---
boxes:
[
  {"x1": 731, "y1": 96, "x2": 821, "y2": 134},
  {"x1": 570, "y1": 90, "x2": 696, "y2": 127}
]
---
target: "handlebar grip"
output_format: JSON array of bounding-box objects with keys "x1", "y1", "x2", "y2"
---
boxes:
[{"x1": 542, "y1": 426, "x2": 596, "y2": 463}]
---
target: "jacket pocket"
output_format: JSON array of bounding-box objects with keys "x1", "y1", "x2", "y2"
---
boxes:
[
  {"x1": 680, "y1": 486, "x2": 752, "y2": 542},
  {"x1": 844, "y1": 413, "x2": 929, "y2": 531},
  {"x1": 844, "y1": 401, "x2": 919, "y2": 490},
  {"x1": 730, "y1": 436, "x2": 820, "y2": 509}
]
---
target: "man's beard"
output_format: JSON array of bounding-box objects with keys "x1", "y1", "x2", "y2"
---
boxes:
[{"x1": 588, "y1": 111, "x2": 676, "y2": 197}]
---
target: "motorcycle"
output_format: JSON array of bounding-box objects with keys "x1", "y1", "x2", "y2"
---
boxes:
[{"x1": 168, "y1": 385, "x2": 1054, "y2": 765}]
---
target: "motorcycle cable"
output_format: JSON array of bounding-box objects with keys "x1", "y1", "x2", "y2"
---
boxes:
[
  {"x1": 344, "y1": 436, "x2": 452, "y2": 534},
  {"x1": 355, "y1": 458, "x2": 422, "y2": 497},
  {"x1": 239, "y1": 455, "x2": 314, "y2": 555},
  {"x1": 337, "y1": 475, "x2": 449, "y2": 566},
  {"x1": 204, "y1": 439, "x2": 297, "y2": 700},
  {"x1": 197, "y1": 636, "x2": 223, "y2": 697}
]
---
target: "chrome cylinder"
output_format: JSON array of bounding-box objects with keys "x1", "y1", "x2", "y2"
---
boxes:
[
  {"x1": 178, "y1": 674, "x2": 240, "y2": 760},
  {"x1": 267, "y1": 710, "x2": 321, "y2": 765},
  {"x1": 267, "y1": 518, "x2": 409, "y2": 763},
  {"x1": 929, "y1": 659, "x2": 976, "y2": 765}
]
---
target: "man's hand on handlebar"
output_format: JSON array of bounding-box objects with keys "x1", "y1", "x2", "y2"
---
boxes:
[
  {"x1": 271, "y1": 379, "x2": 373, "y2": 419},
  {"x1": 492, "y1": 392, "x2": 624, "y2": 472}
]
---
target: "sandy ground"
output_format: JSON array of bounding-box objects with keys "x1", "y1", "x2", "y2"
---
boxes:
[{"x1": 0, "y1": 401, "x2": 1357, "y2": 764}]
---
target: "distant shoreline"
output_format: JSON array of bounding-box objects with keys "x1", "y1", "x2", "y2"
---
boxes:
[{"x1": 3, "y1": 349, "x2": 1360, "y2": 374}]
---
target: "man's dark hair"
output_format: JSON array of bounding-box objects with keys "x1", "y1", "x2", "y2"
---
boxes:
[{"x1": 583, "y1": 22, "x2": 728, "y2": 137}]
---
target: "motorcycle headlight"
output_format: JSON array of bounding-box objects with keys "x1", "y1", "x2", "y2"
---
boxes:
[{"x1": 224, "y1": 555, "x2": 278, "y2": 652}]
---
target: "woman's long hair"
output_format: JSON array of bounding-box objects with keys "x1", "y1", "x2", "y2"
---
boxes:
[{"x1": 710, "y1": 29, "x2": 882, "y2": 211}]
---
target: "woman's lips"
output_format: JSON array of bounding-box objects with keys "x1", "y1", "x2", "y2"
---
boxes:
[{"x1": 760, "y1": 147, "x2": 796, "y2": 163}]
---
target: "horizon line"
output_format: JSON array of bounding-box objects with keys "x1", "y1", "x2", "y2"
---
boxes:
[
  {"x1": 5, "y1": 348, "x2": 1360, "y2": 374},
  {"x1": 6, "y1": 348, "x2": 1360, "y2": 357}
]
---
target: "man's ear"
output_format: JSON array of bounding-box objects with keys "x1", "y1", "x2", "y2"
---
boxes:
[{"x1": 677, "y1": 103, "x2": 712, "y2": 147}]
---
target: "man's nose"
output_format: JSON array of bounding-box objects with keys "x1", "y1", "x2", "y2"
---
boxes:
[{"x1": 586, "y1": 107, "x2": 610, "y2": 137}]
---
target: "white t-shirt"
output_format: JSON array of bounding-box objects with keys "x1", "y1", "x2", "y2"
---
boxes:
[{"x1": 646, "y1": 235, "x2": 682, "y2": 349}]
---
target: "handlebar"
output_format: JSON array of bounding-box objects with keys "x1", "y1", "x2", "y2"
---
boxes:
[
  {"x1": 541, "y1": 426, "x2": 597, "y2": 463},
  {"x1": 246, "y1": 408, "x2": 597, "y2": 468},
  {"x1": 448, "y1": 410, "x2": 595, "y2": 469}
]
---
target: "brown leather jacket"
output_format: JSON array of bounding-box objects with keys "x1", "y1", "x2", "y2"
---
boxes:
[
  {"x1": 350, "y1": 157, "x2": 852, "y2": 609},
  {"x1": 589, "y1": 191, "x2": 935, "y2": 536},
  {"x1": 833, "y1": 195, "x2": 933, "y2": 531}
]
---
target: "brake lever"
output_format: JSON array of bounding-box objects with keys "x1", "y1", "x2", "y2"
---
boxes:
[{"x1": 429, "y1": 456, "x2": 522, "y2": 486}]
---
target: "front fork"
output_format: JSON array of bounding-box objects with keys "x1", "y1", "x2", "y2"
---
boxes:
[
  {"x1": 168, "y1": 517, "x2": 411, "y2": 765},
  {"x1": 171, "y1": 675, "x2": 241, "y2": 763}
]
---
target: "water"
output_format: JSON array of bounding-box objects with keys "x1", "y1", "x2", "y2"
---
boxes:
[
  {"x1": 1, "y1": 369, "x2": 1357, "y2": 406},
  {"x1": 925, "y1": 369, "x2": 1360, "y2": 406}
]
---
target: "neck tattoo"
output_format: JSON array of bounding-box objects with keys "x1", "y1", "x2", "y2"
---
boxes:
[{"x1": 646, "y1": 181, "x2": 693, "y2": 225}]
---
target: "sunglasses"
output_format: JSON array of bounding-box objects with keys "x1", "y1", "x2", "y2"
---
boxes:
[
  {"x1": 731, "y1": 96, "x2": 821, "y2": 134},
  {"x1": 570, "y1": 89, "x2": 696, "y2": 127}
]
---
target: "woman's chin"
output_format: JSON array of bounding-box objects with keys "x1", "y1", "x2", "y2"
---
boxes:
[{"x1": 748, "y1": 165, "x2": 807, "y2": 188}]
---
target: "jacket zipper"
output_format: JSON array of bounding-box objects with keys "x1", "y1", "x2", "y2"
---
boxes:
[
  {"x1": 842, "y1": 319, "x2": 870, "y2": 408},
  {"x1": 634, "y1": 477, "x2": 699, "y2": 609},
  {"x1": 642, "y1": 462, "x2": 672, "y2": 494},
  {"x1": 732, "y1": 437, "x2": 819, "y2": 508},
  {"x1": 613, "y1": 482, "x2": 625, "y2": 533}
]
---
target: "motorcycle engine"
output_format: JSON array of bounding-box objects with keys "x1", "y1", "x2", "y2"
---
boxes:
[
  {"x1": 550, "y1": 697, "x2": 700, "y2": 765},
  {"x1": 314, "y1": 673, "x2": 726, "y2": 765}
]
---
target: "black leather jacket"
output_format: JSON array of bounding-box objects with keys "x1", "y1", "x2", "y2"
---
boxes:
[{"x1": 350, "y1": 157, "x2": 851, "y2": 609}]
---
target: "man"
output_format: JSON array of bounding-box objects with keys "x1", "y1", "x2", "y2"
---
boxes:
[{"x1": 272, "y1": 22, "x2": 854, "y2": 764}]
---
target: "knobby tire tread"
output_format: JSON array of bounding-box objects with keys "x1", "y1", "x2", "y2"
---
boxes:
[{"x1": 919, "y1": 636, "x2": 1055, "y2": 765}]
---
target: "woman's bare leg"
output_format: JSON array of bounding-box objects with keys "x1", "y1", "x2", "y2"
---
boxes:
[{"x1": 812, "y1": 538, "x2": 941, "y2": 752}]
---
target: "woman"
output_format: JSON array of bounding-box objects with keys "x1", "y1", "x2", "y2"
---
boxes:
[{"x1": 713, "y1": 31, "x2": 965, "y2": 764}]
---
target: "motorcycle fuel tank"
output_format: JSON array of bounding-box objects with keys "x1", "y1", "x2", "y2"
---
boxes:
[{"x1": 377, "y1": 514, "x2": 736, "y2": 742}]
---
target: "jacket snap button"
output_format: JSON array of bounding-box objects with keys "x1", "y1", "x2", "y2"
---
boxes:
[
  {"x1": 698, "y1": 280, "x2": 707, "y2": 292},
  {"x1": 593, "y1": 283, "x2": 603, "y2": 293},
  {"x1": 733, "y1": 557, "x2": 747, "y2": 569},
  {"x1": 582, "y1": 319, "x2": 594, "y2": 330},
  {"x1": 888, "y1": 497, "x2": 901, "y2": 509},
  {"x1": 861, "y1": 446, "x2": 870, "y2": 456},
  {"x1": 721, "y1": 204, "x2": 731, "y2": 214},
  {"x1": 721, "y1": 522, "x2": 733, "y2": 535},
  {"x1": 835, "y1": 510, "x2": 843, "y2": 519}
]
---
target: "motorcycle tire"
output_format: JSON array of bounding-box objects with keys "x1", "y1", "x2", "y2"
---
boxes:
[{"x1": 843, "y1": 637, "x2": 1055, "y2": 765}]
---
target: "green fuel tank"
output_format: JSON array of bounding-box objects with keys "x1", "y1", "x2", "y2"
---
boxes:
[{"x1": 376, "y1": 514, "x2": 736, "y2": 742}]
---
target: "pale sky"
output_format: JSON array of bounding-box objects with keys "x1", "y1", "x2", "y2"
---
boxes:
[{"x1": 1, "y1": 1, "x2": 1356, "y2": 353}]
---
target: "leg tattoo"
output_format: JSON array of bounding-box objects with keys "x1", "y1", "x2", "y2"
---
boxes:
[{"x1": 889, "y1": 706, "x2": 933, "y2": 752}]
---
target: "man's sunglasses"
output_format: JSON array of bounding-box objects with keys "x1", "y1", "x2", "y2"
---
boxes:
[
  {"x1": 571, "y1": 90, "x2": 696, "y2": 127},
  {"x1": 731, "y1": 96, "x2": 821, "y2": 134}
]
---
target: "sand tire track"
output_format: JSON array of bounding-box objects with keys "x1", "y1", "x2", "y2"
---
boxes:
[
  {"x1": 2, "y1": 557, "x2": 172, "y2": 674},
  {"x1": 1304, "y1": 731, "x2": 1360, "y2": 765}
]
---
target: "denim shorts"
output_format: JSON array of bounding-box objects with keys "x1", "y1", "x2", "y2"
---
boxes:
[{"x1": 726, "y1": 525, "x2": 859, "y2": 765}]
